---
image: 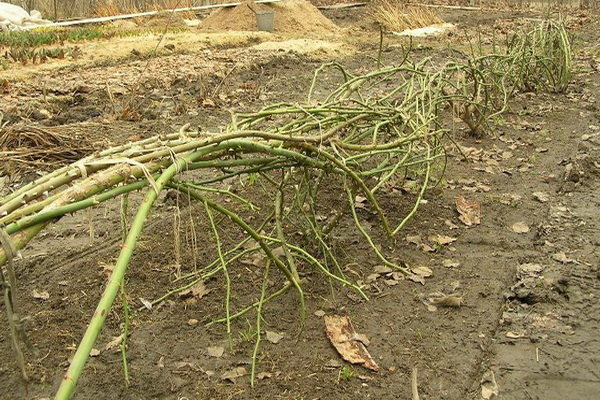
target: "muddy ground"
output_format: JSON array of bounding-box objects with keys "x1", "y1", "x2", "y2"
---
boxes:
[{"x1": 1, "y1": 5, "x2": 599, "y2": 400}]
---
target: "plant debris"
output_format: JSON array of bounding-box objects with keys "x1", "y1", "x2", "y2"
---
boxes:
[
  {"x1": 221, "y1": 366, "x2": 247, "y2": 383},
  {"x1": 511, "y1": 221, "x2": 530, "y2": 233},
  {"x1": 455, "y1": 195, "x2": 481, "y2": 226},
  {"x1": 207, "y1": 346, "x2": 225, "y2": 358},
  {"x1": 324, "y1": 315, "x2": 378, "y2": 371},
  {"x1": 265, "y1": 331, "x2": 284, "y2": 344},
  {"x1": 420, "y1": 292, "x2": 463, "y2": 311}
]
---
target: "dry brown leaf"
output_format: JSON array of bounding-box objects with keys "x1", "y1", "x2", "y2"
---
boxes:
[
  {"x1": 406, "y1": 235, "x2": 436, "y2": 252},
  {"x1": 104, "y1": 335, "x2": 124, "y2": 352},
  {"x1": 505, "y1": 331, "x2": 527, "y2": 339},
  {"x1": 407, "y1": 274, "x2": 425, "y2": 285},
  {"x1": 412, "y1": 266, "x2": 433, "y2": 277},
  {"x1": 445, "y1": 219, "x2": 459, "y2": 230},
  {"x1": 257, "y1": 371, "x2": 272, "y2": 380},
  {"x1": 32, "y1": 289, "x2": 49, "y2": 300},
  {"x1": 405, "y1": 235, "x2": 422, "y2": 245},
  {"x1": 179, "y1": 281, "x2": 211, "y2": 302},
  {"x1": 429, "y1": 234, "x2": 457, "y2": 246},
  {"x1": 553, "y1": 252, "x2": 573, "y2": 264},
  {"x1": 511, "y1": 222, "x2": 530, "y2": 233},
  {"x1": 373, "y1": 265, "x2": 393, "y2": 274},
  {"x1": 419, "y1": 243, "x2": 436, "y2": 253},
  {"x1": 207, "y1": 346, "x2": 224, "y2": 358},
  {"x1": 354, "y1": 195, "x2": 368, "y2": 209},
  {"x1": 324, "y1": 315, "x2": 378, "y2": 371},
  {"x1": 421, "y1": 292, "x2": 462, "y2": 311},
  {"x1": 221, "y1": 366, "x2": 247, "y2": 382},
  {"x1": 481, "y1": 370, "x2": 499, "y2": 399},
  {"x1": 365, "y1": 273, "x2": 380, "y2": 283},
  {"x1": 139, "y1": 298, "x2": 152, "y2": 310},
  {"x1": 442, "y1": 259, "x2": 460, "y2": 268},
  {"x1": 517, "y1": 263, "x2": 543, "y2": 277},
  {"x1": 500, "y1": 193, "x2": 522, "y2": 205},
  {"x1": 455, "y1": 195, "x2": 481, "y2": 226},
  {"x1": 266, "y1": 331, "x2": 284, "y2": 344},
  {"x1": 532, "y1": 191, "x2": 550, "y2": 203},
  {"x1": 90, "y1": 348, "x2": 101, "y2": 357},
  {"x1": 99, "y1": 262, "x2": 114, "y2": 277},
  {"x1": 408, "y1": 266, "x2": 433, "y2": 285},
  {"x1": 430, "y1": 293, "x2": 463, "y2": 308}
]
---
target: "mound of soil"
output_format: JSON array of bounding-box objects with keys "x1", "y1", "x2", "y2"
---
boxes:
[
  {"x1": 135, "y1": 11, "x2": 189, "y2": 28},
  {"x1": 200, "y1": 0, "x2": 339, "y2": 34}
]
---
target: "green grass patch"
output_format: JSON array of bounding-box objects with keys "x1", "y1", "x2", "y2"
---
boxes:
[
  {"x1": 0, "y1": 26, "x2": 187, "y2": 48},
  {"x1": 0, "y1": 28, "x2": 104, "y2": 47}
]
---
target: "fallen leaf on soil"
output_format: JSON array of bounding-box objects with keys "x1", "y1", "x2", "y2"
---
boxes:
[
  {"x1": 420, "y1": 243, "x2": 436, "y2": 253},
  {"x1": 429, "y1": 234, "x2": 457, "y2": 246},
  {"x1": 325, "y1": 359, "x2": 343, "y2": 368},
  {"x1": 180, "y1": 281, "x2": 211, "y2": 300},
  {"x1": 420, "y1": 292, "x2": 463, "y2": 311},
  {"x1": 406, "y1": 235, "x2": 422, "y2": 245},
  {"x1": 445, "y1": 219, "x2": 459, "y2": 230},
  {"x1": 104, "y1": 335, "x2": 124, "y2": 352},
  {"x1": 202, "y1": 98, "x2": 216, "y2": 107},
  {"x1": 481, "y1": 370, "x2": 499, "y2": 399},
  {"x1": 314, "y1": 310, "x2": 326, "y2": 317},
  {"x1": 99, "y1": 262, "x2": 114, "y2": 277},
  {"x1": 511, "y1": 222, "x2": 530, "y2": 233},
  {"x1": 90, "y1": 348, "x2": 101, "y2": 357},
  {"x1": 442, "y1": 259, "x2": 461, "y2": 268},
  {"x1": 476, "y1": 182, "x2": 492, "y2": 192},
  {"x1": 187, "y1": 318, "x2": 199, "y2": 326},
  {"x1": 324, "y1": 315, "x2": 378, "y2": 371},
  {"x1": 139, "y1": 298, "x2": 153, "y2": 310},
  {"x1": 455, "y1": 196, "x2": 481, "y2": 226},
  {"x1": 500, "y1": 193, "x2": 522, "y2": 206},
  {"x1": 430, "y1": 293, "x2": 463, "y2": 308},
  {"x1": 412, "y1": 266, "x2": 433, "y2": 277},
  {"x1": 553, "y1": 252, "x2": 573, "y2": 264},
  {"x1": 257, "y1": 372, "x2": 272, "y2": 380},
  {"x1": 365, "y1": 273, "x2": 380, "y2": 284},
  {"x1": 271, "y1": 246, "x2": 286, "y2": 258},
  {"x1": 221, "y1": 366, "x2": 247, "y2": 382},
  {"x1": 32, "y1": 289, "x2": 49, "y2": 300},
  {"x1": 354, "y1": 195, "x2": 368, "y2": 209},
  {"x1": 532, "y1": 191, "x2": 550, "y2": 203},
  {"x1": 517, "y1": 263, "x2": 544, "y2": 277},
  {"x1": 266, "y1": 331, "x2": 284, "y2": 344},
  {"x1": 373, "y1": 265, "x2": 393, "y2": 274},
  {"x1": 407, "y1": 274, "x2": 425, "y2": 285},
  {"x1": 505, "y1": 331, "x2": 527, "y2": 339},
  {"x1": 207, "y1": 346, "x2": 224, "y2": 358},
  {"x1": 406, "y1": 235, "x2": 436, "y2": 252},
  {"x1": 174, "y1": 361, "x2": 198, "y2": 371}
]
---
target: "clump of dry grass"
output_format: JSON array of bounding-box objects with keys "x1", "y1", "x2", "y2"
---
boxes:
[
  {"x1": 93, "y1": 0, "x2": 194, "y2": 17},
  {"x1": 369, "y1": 0, "x2": 444, "y2": 32},
  {"x1": 0, "y1": 124, "x2": 98, "y2": 179},
  {"x1": 93, "y1": 0, "x2": 137, "y2": 17}
]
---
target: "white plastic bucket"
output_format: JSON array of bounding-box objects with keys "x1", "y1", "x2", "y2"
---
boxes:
[{"x1": 255, "y1": 11, "x2": 274, "y2": 32}]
